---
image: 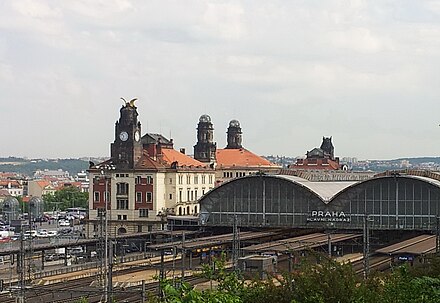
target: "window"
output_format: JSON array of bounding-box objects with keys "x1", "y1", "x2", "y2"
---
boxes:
[
  {"x1": 169, "y1": 194, "x2": 173, "y2": 200},
  {"x1": 136, "y1": 192, "x2": 142, "y2": 203},
  {"x1": 94, "y1": 191, "x2": 100, "y2": 202},
  {"x1": 179, "y1": 189, "x2": 183, "y2": 202},
  {"x1": 137, "y1": 225, "x2": 143, "y2": 233},
  {"x1": 194, "y1": 175, "x2": 198, "y2": 184},
  {"x1": 178, "y1": 175, "x2": 183, "y2": 184},
  {"x1": 202, "y1": 188, "x2": 205, "y2": 195},
  {"x1": 186, "y1": 175, "x2": 191, "y2": 184},
  {"x1": 169, "y1": 178, "x2": 173, "y2": 184},
  {"x1": 223, "y1": 172, "x2": 227, "y2": 178},
  {"x1": 201, "y1": 175, "x2": 206, "y2": 184},
  {"x1": 97, "y1": 208, "x2": 105, "y2": 217},
  {"x1": 195, "y1": 189, "x2": 198, "y2": 200},
  {"x1": 146, "y1": 192, "x2": 152, "y2": 202},
  {"x1": 117, "y1": 183, "x2": 129, "y2": 195},
  {"x1": 116, "y1": 199, "x2": 128, "y2": 210},
  {"x1": 209, "y1": 175, "x2": 213, "y2": 184},
  {"x1": 147, "y1": 176, "x2": 153, "y2": 184},
  {"x1": 118, "y1": 214, "x2": 127, "y2": 220},
  {"x1": 135, "y1": 176, "x2": 142, "y2": 185},
  {"x1": 139, "y1": 209, "x2": 149, "y2": 217},
  {"x1": 187, "y1": 189, "x2": 190, "y2": 201}
]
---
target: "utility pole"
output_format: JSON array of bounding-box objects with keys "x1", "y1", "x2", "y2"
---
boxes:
[
  {"x1": 17, "y1": 221, "x2": 25, "y2": 303},
  {"x1": 363, "y1": 214, "x2": 372, "y2": 279},
  {"x1": 436, "y1": 215, "x2": 439, "y2": 254},
  {"x1": 181, "y1": 232, "x2": 186, "y2": 282},
  {"x1": 327, "y1": 232, "x2": 331, "y2": 258},
  {"x1": 104, "y1": 174, "x2": 109, "y2": 303},
  {"x1": 232, "y1": 215, "x2": 240, "y2": 271},
  {"x1": 97, "y1": 163, "x2": 115, "y2": 303},
  {"x1": 108, "y1": 241, "x2": 113, "y2": 300}
]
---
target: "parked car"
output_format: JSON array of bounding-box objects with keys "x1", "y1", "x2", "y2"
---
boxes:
[
  {"x1": 44, "y1": 254, "x2": 61, "y2": 262},
  {"x1": 34, "y1": 216, "x2": 48, "y2": 223},
  {"x1": 69, "y1": 246, "x2": 84, "y2": 256},
  {"x1": 23, "y1": 230, "x2": 37, "y2": 238},
  {"x1": 59, "y1": 228, "x2": 73, "y2": 235},
  {"x1": 58, "y1": 220, "x2": 70, "y2": 227},
  {"x1": 36, "y1": 230, "x2": 49, "y2": 238},
  {"x1": 47, "y1": 230, "x2": 58, "y2": 237}
]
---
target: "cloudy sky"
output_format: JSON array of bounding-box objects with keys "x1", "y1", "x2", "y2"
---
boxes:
[{"x1": 1, "y1": 0, "x2": 440, "y2": 160}]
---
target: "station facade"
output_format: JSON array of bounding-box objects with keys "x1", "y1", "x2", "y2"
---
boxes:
[{"x1": 199, "y1": 170, "x2": 440, "y2": 232}]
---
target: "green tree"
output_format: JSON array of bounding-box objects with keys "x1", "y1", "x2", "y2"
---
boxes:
[
  {"x1": 288, "y1": 252, "x2": 359, "y2": 303},
  {"x1": 378, "y1": 266, "x2": 440, "y2": 303},
  {"x1": 43, "y1": 186, "x2": 88, "y2": 211}
]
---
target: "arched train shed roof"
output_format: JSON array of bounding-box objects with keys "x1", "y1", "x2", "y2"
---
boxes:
[
  {"x1": 200, "y1": 173, "x2": 440, "y2": 205},
  {"x1": 199, "y1": 172, "x2": 440, "y2": 230}
]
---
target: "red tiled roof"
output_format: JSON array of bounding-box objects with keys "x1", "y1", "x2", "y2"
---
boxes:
[
  {"x1": 0, "y1": 189, "x2": 11, "y2": 196},
  {"x1": 290, "y1": 158, "x2": 340, "y2": 170},
  {"x1": 135, "y1": 151, "x2": 166, "y2": 170},
  {"x1": 36, "y1": 180, "x2": 51, "y2": 189},
  {"x1": 161, "y1": 148, "x2": 206, "y2": 167},
  {"x1": 55, "y1": 182, "x2": 82, "y2": 190},
  {"x1": 0, "y1": 180, "x2": 21, "y2": 187},
  {"x1": 216, "y1": 148, "x2": 278, "y2": 168}
]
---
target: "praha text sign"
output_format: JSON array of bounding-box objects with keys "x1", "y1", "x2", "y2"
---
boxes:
[{"x1": 307, "y1": 211, "x2": 351, "y2": 223}]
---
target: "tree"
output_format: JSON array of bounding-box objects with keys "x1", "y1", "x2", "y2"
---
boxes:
[
  {"x1": 289, "y1": 252, "x2": 359, "y2": 303},
  {"x1": 43, "y1": 186, "x2": 88, "y2": 211}
]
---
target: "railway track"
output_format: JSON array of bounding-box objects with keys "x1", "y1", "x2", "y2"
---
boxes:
[
  {"x1": 0, "y1": 257, "x2": 204, "y2": 303},
  {"x1": 352, "y1": 255, "x2": 392, "y2": 275}
]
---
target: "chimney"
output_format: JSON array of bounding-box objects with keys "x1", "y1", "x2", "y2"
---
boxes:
[
  {"x1": 180, "y1": 148, "x2": 186, "y2": 154},
  {"x1": 157, "y1": 143, "x2": 163, "y2": 161}
]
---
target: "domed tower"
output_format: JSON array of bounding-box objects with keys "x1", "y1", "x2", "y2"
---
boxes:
[
  {"x1": 110, "y1": 100, "x2": 143, "y2": 169},
  {"x1": 194, "y1": 114, "x2": 217, "y2": 163},
  {"x1": 226, "y1": 119, "x2": 242, "y2": 149}
]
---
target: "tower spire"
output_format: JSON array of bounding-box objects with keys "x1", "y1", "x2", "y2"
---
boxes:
[
  {"x1": 226, "y1": 119, "x2": 242, "y2": 149},
  {"x1": 194, "y1": 114, "x2": 217, "y2": 163}
]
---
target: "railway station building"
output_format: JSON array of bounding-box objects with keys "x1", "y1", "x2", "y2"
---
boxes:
[{"x1": 199, "y1": 170, "x2": 440, "y2": 233}]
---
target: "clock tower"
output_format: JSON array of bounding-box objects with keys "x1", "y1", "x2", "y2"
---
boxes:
[{"x1": 111, "y1": 101, "x2": 143, "y2": 169}]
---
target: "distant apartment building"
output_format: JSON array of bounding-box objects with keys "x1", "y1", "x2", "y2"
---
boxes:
[
  {"x1": 27, "y1": 180, "x2": 56, "y2": 198},
  {"x1": 0, "y1": 180, "x2": 24, "y2": 197},
  {"x1": 34, "y1": 169, "x2": 71, "y2": 180}
]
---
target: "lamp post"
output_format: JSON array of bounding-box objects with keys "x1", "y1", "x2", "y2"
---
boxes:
[{"x1": 96, "y1": 163, "x2": 115, "y2": 303}]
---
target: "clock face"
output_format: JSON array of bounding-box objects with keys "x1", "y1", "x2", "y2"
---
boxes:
[
  {"x1": 119, "y1": 131, "x2": 129, "y2": 142},
  {"x1": 134, "y1": 131, "x2": 140, "y2": 142}
]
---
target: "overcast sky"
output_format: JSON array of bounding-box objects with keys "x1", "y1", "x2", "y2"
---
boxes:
[{"x1": 1, "y1": 0, "x2": 440, "y2": 160}]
